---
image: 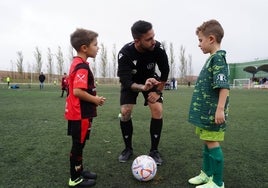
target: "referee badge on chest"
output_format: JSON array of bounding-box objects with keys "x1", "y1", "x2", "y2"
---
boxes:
[{"x1": 131, "y1": 69, "x2": 137, "y2": 74}]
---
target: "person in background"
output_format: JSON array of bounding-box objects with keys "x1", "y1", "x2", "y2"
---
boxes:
[
  {"x1": 6, "y1": 76, "x2": 10, "y2": 88},
  {"x1": 39, "y1": 72, "x2": 46, "y2": 90},
  {"x1": 61, "y1": 72, "x2": 68, "y2": 97},
  {"x1": 188, "y1": 19, "x2": 229, "y2": 188}
]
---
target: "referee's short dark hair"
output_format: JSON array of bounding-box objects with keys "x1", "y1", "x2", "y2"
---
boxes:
[{"x1": 131, "y1": 20, "x2": 152, "y2": 39}]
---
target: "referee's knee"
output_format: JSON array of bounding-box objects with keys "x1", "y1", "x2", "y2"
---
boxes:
[{"x1": 120, "y1": 110, "x2": 132, "y2": 121}]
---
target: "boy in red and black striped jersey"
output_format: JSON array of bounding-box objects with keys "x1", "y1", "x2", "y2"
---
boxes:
[{"x1": 65, "y1": 28, "x2": 106, "y2": 187}]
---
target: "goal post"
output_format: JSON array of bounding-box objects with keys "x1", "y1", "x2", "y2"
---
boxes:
[{"x1": 233, "y1": 78, "x2": 251, "y2": 89}]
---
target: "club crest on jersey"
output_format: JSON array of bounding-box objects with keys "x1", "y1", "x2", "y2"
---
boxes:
[
  {"x1": 76, "y1": 74, "x2": 86, "y2": 83},
  {"x1": 147, "y1": 63, "x2": 155, "y2": 70},
  {"x1": 216, "y1": 74, "x2": 227, "y2": 83},
  {"x1": 131, "y1": 69, "x2": 137, "y2": 74}
]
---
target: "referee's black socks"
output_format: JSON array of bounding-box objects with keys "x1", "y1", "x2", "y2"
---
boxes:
[
  {"x1": 150, "y1": 118, "x2": 163, "y2": 151},
  {"x1": 120, "y1": 119, "x2": 133, "y2": 150}
]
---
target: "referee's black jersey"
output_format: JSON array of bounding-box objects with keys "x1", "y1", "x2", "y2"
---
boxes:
[{"x1": 117, "y1": 41, "x2": 170, "y2": 90}]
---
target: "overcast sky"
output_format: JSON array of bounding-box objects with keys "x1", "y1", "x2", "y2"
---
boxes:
[{"x1": 0, "y1": 0, "x2": 267, "y2": 75}]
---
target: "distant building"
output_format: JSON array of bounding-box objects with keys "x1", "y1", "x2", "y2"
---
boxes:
[{"x1": 229, "y1": 59, "x2": 268, "y2": 83}]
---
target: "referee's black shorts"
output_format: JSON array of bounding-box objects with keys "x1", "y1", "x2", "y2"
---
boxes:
[{"x1": 120, "y1": 88, "x2": 163, "y2": 106}]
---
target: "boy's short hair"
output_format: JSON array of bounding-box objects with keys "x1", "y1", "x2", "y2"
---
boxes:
[
  {"x1": 70, "y1": 28, "x2": 98, "y2": 52},
  {"x1": 131, "y1": 20, "x2": 153, "y2": 39},
  {"x1": 196, "y1": 19, "x2": 224, "y2": 43}
]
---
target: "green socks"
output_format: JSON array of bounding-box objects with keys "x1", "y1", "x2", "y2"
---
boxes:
[
  {"x1": 202, "y1": 145, "x2": 224, "y2": 186},
  {"x1": 209, "y1": 146, "x2": 224, "y2": 187},
  {"x1": 202, "y1": 145, "x2": 212, "y2": 176}
]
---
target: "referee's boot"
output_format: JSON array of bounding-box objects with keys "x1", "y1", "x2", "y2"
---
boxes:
[
  {"x1": 149, "y1": 150, "x2": 163, "y2": 166},
  {"x1": 118, "y1": 148, "x2": 133, "y2": 162}
]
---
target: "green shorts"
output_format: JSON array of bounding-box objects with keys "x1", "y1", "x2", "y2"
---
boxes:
[{"x1": 195, "y1": 127, "x2": 225, "y2": 141}]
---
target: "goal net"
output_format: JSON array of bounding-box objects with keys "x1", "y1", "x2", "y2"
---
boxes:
[{"x1": 233, "y1": 78, "x2": 251, "y2": 89}]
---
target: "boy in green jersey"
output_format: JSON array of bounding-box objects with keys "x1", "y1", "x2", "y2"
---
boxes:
[{"x1": 188, "y1": 20, "x2": 230, "y2": 188}]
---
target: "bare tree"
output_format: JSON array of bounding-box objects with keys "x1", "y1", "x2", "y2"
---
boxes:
[
  {"x1": 161, "y1": 41, "x2": 167, "y2": 51},
  {"x1": 112, "y1": 44, "x2": 117, "y2": 78},
  {"x1": 34, "y1": 47, "x2": 42, "y2": 73},
  {"x1": 16, "y1": 51, "x2": 24, "y2": 76},
  {"x1": 91, "y1": 58, "x2": 97, "y2": 77},
  {"x1": 187, "y1": 54, "x2": 193, "y2": 82},
  {"x1": 179, "y1": 45, "x2": 187, "y2": 83},
  {"x1": 68, "y1": 45, "x2": 74, "y2": 70},
  {"x1": 56, "y1": 46, "x2": 64, "y2": 76},
  {"x1": 169, "y1": 42, "x2": 175, "y2": 79},
  {"x1": 47, "y1": 48, "x2": 53, "y2": 83},
  {"x1": 10, "y1": 60, "x2": 15, "y2": 79},
  {"x1": 99, "y1": 43, "x2": 107, "y2": 78},
  {"x1": 26, "y1": 62, "x2": 33, "y2": 82}
]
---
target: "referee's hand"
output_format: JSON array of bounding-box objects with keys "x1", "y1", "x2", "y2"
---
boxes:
[
  {"x1": 144, "y1": 78, "x2": 160, "y2": 91},
  {"x1": 147, "y1": 91, "x2": 160, "y2": 103}
]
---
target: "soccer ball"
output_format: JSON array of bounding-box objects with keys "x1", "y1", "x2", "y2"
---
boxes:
[{"x1": 131, "y1": 155, "x2": 157, "y2": 181}]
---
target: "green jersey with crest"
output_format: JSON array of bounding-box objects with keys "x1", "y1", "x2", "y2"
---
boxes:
[{"x1": 188, "y1": 50, "x2": 230, "y2": 131}]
